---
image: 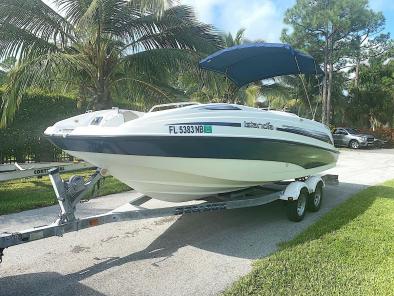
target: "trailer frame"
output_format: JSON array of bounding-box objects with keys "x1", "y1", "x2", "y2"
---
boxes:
[
  {"x1": 0, "y1": 169, "x2": 337, "y2": 263},
  {"x1": 0, "y1": 161, "x2": 94, "y2": 182}
]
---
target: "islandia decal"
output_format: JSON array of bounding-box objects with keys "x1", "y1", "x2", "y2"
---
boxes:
[{"x1": 244, "y1": 121, "x2": 274, "y2": 130}]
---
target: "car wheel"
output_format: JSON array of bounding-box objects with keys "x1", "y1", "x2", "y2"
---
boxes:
[{"x1": 349, "y1": 140, "x2": 360, "y2": 149}]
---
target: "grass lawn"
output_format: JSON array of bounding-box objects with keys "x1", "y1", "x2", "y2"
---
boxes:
[
  {"x1": 0, "y1": 170, "x2": 131, "y2": 215},
  {"x1": 225, "y1": 180, "x2": 394, "y2": 296}
]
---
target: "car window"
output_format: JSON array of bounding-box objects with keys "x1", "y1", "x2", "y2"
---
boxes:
[
  {"x1": 334, "y1": 129, "x2": 347, "y2": 135},
  {"x1": 346, "y1": 128, "x2": 359, "y2": 134}
]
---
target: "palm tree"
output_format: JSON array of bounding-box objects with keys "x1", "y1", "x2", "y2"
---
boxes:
[{"x1": 0, "y1": 0, "x2": 221, "y2": 126}]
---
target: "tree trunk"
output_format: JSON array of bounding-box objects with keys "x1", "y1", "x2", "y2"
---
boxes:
[
  {"x1": 327, "y1": 63, "x2": 333, "y2": 125},
  {"x1": 369, "y1": 115, "x2": 376, "y2": 131},
  {"x1": 93, "y1": 27, "x2": 113, "y2": 110},
  {"x1": 354, "y1": 57, "x2": 360, "y2": 87},
  {"x1": 326, "y1": 34, "x2": 334, "y2": 126},
  {"x1": 321, "y1": 36, "x2": 329, "y2": 125},
  {"x1": 94, "y1": 79, "x2": 113, "y2": 110}
]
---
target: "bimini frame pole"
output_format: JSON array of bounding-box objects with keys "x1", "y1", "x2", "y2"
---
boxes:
[
  {"x1": 313, "y1": 59, "x2": 324, "y2": 121},
  {"x1": 294, "y1": 55, "x2": 314, "y2": 117}
]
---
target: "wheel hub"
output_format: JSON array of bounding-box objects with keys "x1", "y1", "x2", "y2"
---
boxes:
[
  {"x1": 314, "y1": 190, "x2": 321, "y2": 206},
  {"x1": 297, "y1": 194, "x2": 306, "y2": 216}
]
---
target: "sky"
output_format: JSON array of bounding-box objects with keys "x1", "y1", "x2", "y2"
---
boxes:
[
  {"x1": 42, "y1": 0, "x2": 394, "y2": 42},
  {"x1": 179, "y1": 0, "x2": 394, "y2": 42}
]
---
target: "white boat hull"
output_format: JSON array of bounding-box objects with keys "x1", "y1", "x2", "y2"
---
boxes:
[{"x1": 67, "y1": 151, "x2": 335, "y2": 202}]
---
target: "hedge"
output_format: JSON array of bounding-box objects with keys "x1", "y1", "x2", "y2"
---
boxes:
[{"x1": 0, "y1": 89, "x2": 81, "y2": 163}]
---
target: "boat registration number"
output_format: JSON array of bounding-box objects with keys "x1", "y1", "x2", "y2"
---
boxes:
[{"x1": 168, "y1": 125, "x2": 212, "y2": 134}]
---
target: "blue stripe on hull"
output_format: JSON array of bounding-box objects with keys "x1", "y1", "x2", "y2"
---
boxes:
[
  {"x1": 47, "y1": 135, "x2": 338, "y2": 170},
  {"x1": 276, "y1": 126, "x2": 333, "y2": 144}
]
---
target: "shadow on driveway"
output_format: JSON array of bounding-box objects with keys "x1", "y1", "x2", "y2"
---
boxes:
[
  {"x1": 0, "y1": 181, "x2": 380, "y2": 296},
  {"x1": 0, "y1": 272, "x2": 105, "y2": 296}
]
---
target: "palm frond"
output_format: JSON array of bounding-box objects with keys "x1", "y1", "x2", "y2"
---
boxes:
[
  {"x1": 75, "y1": 0, "x2": 103, "y2": 29},
  {"x1": 244, "y1": 84, "x2": 260, "y2": 107},
  {"x1": 112, "y1": 48, "x2": 199, "y2": 108},
  {"x1": 1, "y1": 52, "x2": 94, "y2": 126},
  {"x1": 221, "y1": 28, "x2": 245, "y2": 47},
  {"x1": 122, "y1": 48, "x2": 199, "y2": 81},
  {"x1": 111, "y1": 76, "x2": 181, "y2": 110},
  {"x1": 121, "y1": 5, "x2": 222, "y2": 53},
  {"x1": 105, "y1": 0, "x2": 168, "y2": 37},
  {"x1": 0, "y1": 0, "x2": 75, "y2": 58},
  {"x1": 234, "y1": 28, "x2": 246, "y2": 45},
  {"x1": 262, "y1": 80, "x2": 294, "y2": 100},
  {"x1": 0, "y1": 23, "x2": 60, "y2": 58},
  {"x1": 69, "y1": 0, "x2": 171, "y2": 36},
  {"x1": 125, "y1": 0, "x2": 172, "y2": 13},
  {"x1": 54, "y1": 0, "x2": 92, "y2": 24}
]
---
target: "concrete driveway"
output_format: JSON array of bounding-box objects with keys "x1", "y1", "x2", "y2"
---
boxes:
[{"x1": 1, "y1": 149, "x2": 394, "y2": 296}]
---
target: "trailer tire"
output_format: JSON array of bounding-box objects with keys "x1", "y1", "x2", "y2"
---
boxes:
[
  {"x1": 307, "y1": 182, "x2": 323, "y2": 212},
  {"x1": 286, "y1": 188, "x2": 308, "y2": 222}
]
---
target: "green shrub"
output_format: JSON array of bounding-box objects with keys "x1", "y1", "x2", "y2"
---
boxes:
[{"x1": 0, "y1": 89, "x2": 81, "y2": 163}]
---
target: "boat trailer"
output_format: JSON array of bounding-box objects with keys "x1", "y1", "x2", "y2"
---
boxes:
[
  {"x1": 0, "y1": 168, "x2": 338, "y2": 263},
  {"x1": 0, "y1": 161, "x2": 94, "y2": 182}
]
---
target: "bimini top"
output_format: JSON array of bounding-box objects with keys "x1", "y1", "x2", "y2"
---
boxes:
[{"x1": 199, "y1": 43, "x2": 324, "y2": 87}]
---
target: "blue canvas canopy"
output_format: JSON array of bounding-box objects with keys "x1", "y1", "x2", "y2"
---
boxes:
[{"x1": 199, "y1": 43, "x2": 324, "y2": 87}]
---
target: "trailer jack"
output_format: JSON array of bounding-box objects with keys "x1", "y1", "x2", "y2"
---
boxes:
[{"x1": 48, "y1": 167, "x2": 103, "y2": 224}]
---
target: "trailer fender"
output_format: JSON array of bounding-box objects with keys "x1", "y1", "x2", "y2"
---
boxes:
[
  {"x1": 304, "y1": 176, "x2": 324, "y2": 194},
  {"x1": 279, "y1": 181, "x2": 308, "y2": 201}
]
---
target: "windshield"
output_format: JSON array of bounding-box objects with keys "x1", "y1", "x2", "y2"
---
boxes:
[
  {"x1": 346, "y1": 128, "x2": 360, "y2": 135},
  {"x1": 149, "y1": 102, "x2": 198, "y2": 112}
]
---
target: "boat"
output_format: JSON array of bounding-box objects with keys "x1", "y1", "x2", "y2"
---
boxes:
[
  {"x1": 44, "y1": 103, "x2": 338, "y2": 202},
  {"x1": 44, "y1": 43, "x2": 338, "y2": 202}
]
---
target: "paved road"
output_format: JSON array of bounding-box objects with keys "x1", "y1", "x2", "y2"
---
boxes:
[{"x1": 1, "y1": 149, "x2": 394, "y2": 296}]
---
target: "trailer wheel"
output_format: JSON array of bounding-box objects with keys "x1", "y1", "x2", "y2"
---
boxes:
[
  {"x1": 286, "y1": 188, "x2": 308, "y2": 222},
  {"x1": 307, "y1": 182, "x2": 323, "y2": 212}
]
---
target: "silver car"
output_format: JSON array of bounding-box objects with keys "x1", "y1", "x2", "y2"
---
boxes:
[{"x1": 333, "y1": 128, "x2": 375, "y2": 149}]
